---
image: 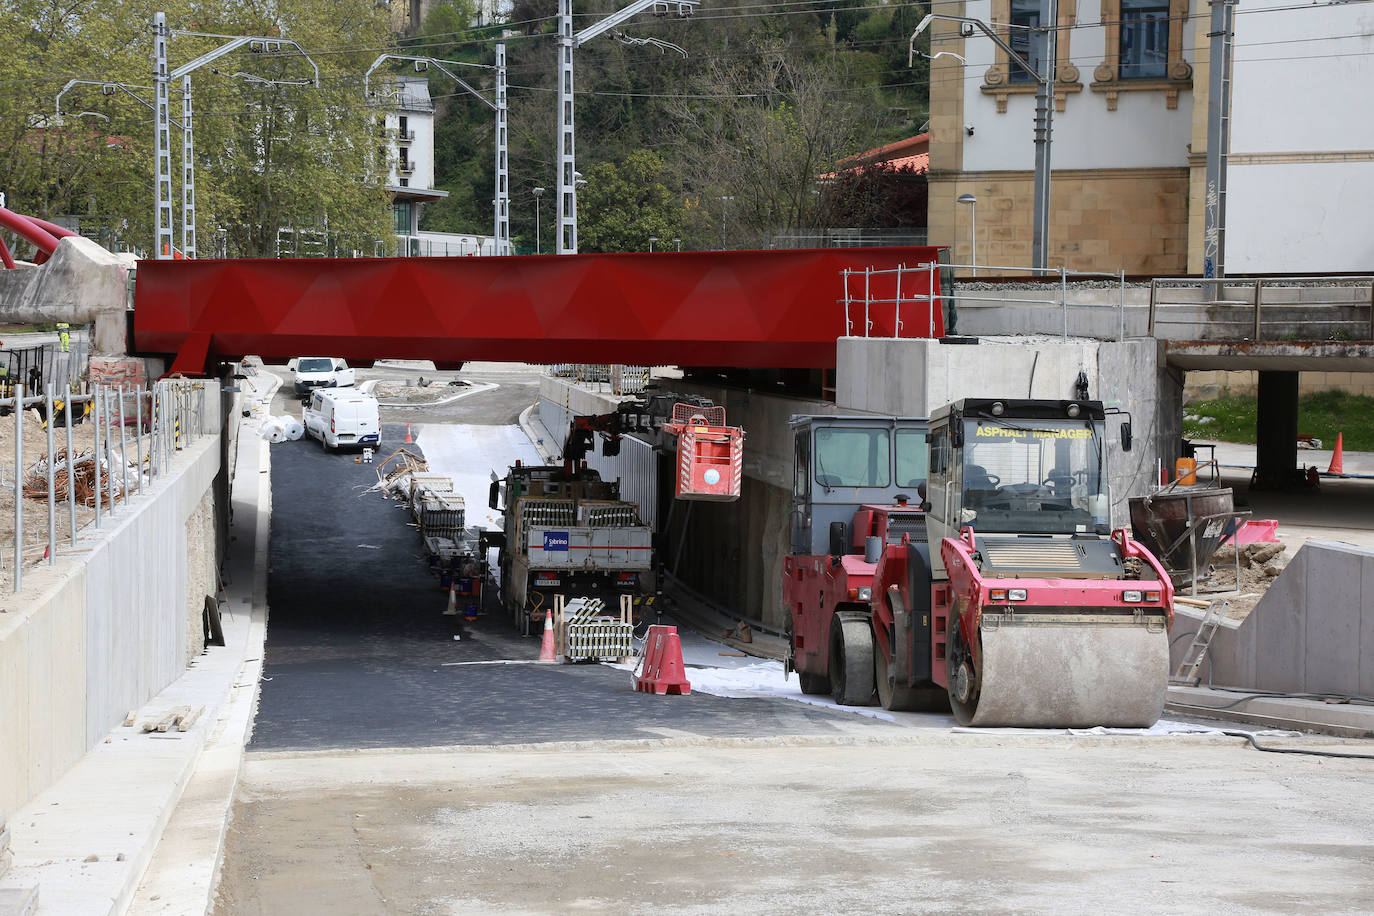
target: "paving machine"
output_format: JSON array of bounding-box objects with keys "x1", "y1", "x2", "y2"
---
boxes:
[{"x1": 784, "y1": 399, "x2": 1174, "y2": 727}]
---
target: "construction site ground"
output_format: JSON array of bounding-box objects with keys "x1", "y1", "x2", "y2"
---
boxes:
[{"x1": 195, "y1": 366, "x2": 1374, "y2": 914}]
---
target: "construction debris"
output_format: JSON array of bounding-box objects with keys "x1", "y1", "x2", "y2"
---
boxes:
[
  {"x1": 21, "y1": 449, "x2": 128, "y2": 506},
  {"x1": 138, "y1": 705, "x2": 204, "y2": 734},
  {"x1": 374, "y1": 448, "x2": 428, "y2": 499}
]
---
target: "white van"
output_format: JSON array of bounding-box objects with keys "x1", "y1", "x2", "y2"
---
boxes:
[
  {"x1": 290, "y1": 356, "x2": 355, "y2": 398},
  {"x1": 303, "y1": 388, "x2": 381, "y2": 451}
]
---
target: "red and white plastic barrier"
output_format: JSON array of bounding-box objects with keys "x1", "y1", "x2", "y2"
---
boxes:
[{"x1": 633, "y1": 625, "x2": 692, "y2": 695}]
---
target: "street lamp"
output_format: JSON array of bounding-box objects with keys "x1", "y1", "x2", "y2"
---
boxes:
[
  {"x1": 719, "y1": 196, "x2": 733, "y2": 250},
  {"x1": 957, "y1": 193, "x2": 977, "y2": 277},
  {"x1": 532, "y1": 186, "x2": 545, "y2": 254},
  {"x1": 648, "y1": 236, "x2": 657, "y2": 252}
]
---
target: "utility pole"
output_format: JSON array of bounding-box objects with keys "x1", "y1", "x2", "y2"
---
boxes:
[
  {"x1": 910, "y1": 12, "x2": 1053, "y2": 271},
  {"x1": 365, "y1": 52, "x2": 510, "y2": 255},
  {"x1": 154, "y1": 12, "x2": 319, "y2": 259},
  {"x1": 1203, "y1": 0, "x2": 1235, "y2": 280},
  {"x1": 494, "y1": 44, "x2": 510, "y2": 255},
  {"x1": 556, "y1": 0, "x2": 699, "y2": 254},
  {"x1": 153, "y1": 12, "x2": 174, "y2": 259},
  {"x1": 1030, "y1": 0, "x2": 1057, "y2": 271}
]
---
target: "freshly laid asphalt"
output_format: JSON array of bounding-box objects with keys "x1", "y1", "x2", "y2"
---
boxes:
[{"x1": 252, "y1": 411, "x2": 885, "y2": 752}]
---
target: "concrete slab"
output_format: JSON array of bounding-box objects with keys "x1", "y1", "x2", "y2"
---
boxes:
[{"x1": 1167, "y1": 686, "x2": 1374, "y2": 738}]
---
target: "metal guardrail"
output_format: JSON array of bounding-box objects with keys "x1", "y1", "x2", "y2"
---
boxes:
[
  {"x1": 1147, "y1": 275, "x2": 1374, "y2": 341},
  {"x1": 549, "y1": 364, "x2": 652, "y2": 396},
  {"x1": 2, "y1": 379, "x2": 212, "y2": 596},
  {"x1": 844, "y1": 262, "x2": 1131, "y2": 341}
]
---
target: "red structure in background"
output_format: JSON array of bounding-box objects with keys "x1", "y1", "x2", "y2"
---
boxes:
[
  {"x1": 131, "y1": 247, "x2": 944, "y2": 374},
  {"x1": 0, "y1": 206, "x2": 78, "y2": 268}
]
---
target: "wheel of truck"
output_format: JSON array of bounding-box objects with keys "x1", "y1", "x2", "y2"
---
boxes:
[
  {"x1": 829, "y1": 616, "x2": 875, "y2": 706},
  {"x1": 788, "y1": 624, "x2": 831, "y2": 694},
  {"x1": 873, "y1": 628, "x2": 948, "y2": 712},
  {"x1": 946, "y1": 623, "x2": 979, "y2": 726},
  {"x1": 798, "y1": 670, "x2": 832, "y2": 695}
]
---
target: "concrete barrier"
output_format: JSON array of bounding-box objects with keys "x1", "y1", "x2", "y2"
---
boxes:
[
  {"x1": 1174, "y1": 541, "x2": 1374, "y2": 694},
  {"x1": 0, "y1": 413, "x2": 221, "y2": 817}
]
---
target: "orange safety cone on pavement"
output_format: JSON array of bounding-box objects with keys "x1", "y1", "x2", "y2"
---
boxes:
[
  {"x1": 405, "y1": 423, "x2": 413, "y2": 444},
  {"x1": 537, "y1": 611, "x2": 558, "y2": 663},
  {"x1": 444, "y1": 583, "x2": 458, "y2": 616},
  {"x1": 1328, "y1": 433, "x2": 1344, "y2": 474}
]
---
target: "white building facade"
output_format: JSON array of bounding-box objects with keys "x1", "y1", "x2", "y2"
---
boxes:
[
  {"x1": 927, "y1": 0, "x2": 1374, "y2": 274},
  {"x1": 382, "y1": 76, "x2": 497, "y2": 257}
]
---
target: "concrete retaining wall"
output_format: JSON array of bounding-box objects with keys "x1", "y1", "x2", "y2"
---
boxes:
[
  {"x1": 1182, "y1": 541, "x2": 1374, "y2": 694},
  {"x1": 0, "y1": 421, "x2": 221, "y2": 816}
]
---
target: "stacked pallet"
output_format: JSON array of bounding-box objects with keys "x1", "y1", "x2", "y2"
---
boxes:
[{"x1": 409, "y1": 477, "x2": 465, "y2": 540}]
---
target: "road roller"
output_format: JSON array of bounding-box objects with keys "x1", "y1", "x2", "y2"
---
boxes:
[{"x1": 783, "y1": 399, "x2": 1174, "y2": 727}]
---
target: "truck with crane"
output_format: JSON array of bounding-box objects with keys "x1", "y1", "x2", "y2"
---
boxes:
[
  {"x1": 489, "y1": 394, "x2": 745, "y2": 637},
  {"x1": 783, "y1": 399, "x2": 1174, "y2": 728}
]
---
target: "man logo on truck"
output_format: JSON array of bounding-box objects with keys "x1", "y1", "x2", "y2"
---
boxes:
[{"x1": 543, "y1": 531, "x2": 570, "y2": 551}]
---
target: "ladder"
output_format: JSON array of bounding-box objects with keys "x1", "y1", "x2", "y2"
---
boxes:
[{"x1": 1170, "y1": 596, "x2": 1230, "y2": 687}]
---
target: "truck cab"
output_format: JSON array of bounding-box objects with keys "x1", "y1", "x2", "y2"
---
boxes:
[{"x1": 784, "y1": 416, "x2": 929, "y2": 702}]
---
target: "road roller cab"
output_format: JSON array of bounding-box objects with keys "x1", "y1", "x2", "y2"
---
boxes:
[{"x1": 784, "y1": 400, "x2": 1176, "y2": 728}]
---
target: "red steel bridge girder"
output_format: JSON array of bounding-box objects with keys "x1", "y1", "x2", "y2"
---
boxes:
[{"x1": 132, "y1": 247, "x2": 944, "y2": 373}]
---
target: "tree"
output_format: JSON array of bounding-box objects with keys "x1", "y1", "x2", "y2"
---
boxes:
[
  {"x1": 576, "y1": 150, "x2": 688, "y2": 252},
  {"x1": 0, "y1": 0, "x2": 396, "y2": 258},
  {"x1": 667, "y1": 42, "x2": 885, "y2": 248}
]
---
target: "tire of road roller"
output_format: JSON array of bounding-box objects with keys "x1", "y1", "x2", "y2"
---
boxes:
[
  {"x1": 874, "y1": 634, "x2": 949, "y2": 713},
  {"x1": 798, "y1": 671, "x2": 832, "y2": 695},
  {"x1": 948, "y1": 620, "x2": 1170, "y2": 728},
  {"x1": 829, "y1": 616, "x2": 876, "y2": 706}
]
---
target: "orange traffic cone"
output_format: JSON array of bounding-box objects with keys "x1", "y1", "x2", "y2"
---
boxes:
[
  {"x1": 1328, "y1": 433, "x2": 1344, "y2": 475},
  {"x1": 537, "y1": 611, "x2": 557, "y2": 663},
  {"x1": 405, "y1": 423, "x2": 413, "y2": 444},
  {"x1": 443, "y1": 583, "x2": 458, "y2": 616}
]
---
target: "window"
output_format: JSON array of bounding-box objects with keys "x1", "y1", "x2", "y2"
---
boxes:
[
  {"x1": 959, "y1": 419, "x2": 1109, "y2": 534},
  {"x1": 1008, "y1": 0, "x2": 1041, "y2": 85},
  {"x1": 982, "y1": 0, "x2": 1081, "y2": 113},
  {"x1": 399, "y1": 115, "x2": 408, "y2": 138},
  {"x1": 793, "y1": 430, "x2": 811, "y2": 501},
  {"x1": 895, "y1": 430, "x2": 929, "y2": 488},
  {"x1": 1092, "y1": 0, "x2": 1192, "y2": 109},
  {"x1": 814, "y1": 427, "x2": 891, "y2": 489},
  {"x1": 393, "y1": 201, "x2": 412, "y2": 235},
  {"x1": 1120, "y1": 0, "x2": 1169, "y2": 79}
]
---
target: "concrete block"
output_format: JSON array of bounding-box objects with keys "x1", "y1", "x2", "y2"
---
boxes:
[
  {"x1": 1249, "y1": 546, "x2": 1307, "y2": 692},
  {"x1": 1303, "y1": 546, "x2": 1362, "y2": 695},
  {"x1": 1362, "y1": 551, "x2": 1374, "y2": 698}
]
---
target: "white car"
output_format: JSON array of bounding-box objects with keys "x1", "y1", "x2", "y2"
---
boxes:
[
  {"x1": 303, "y1": 388, "x2": 381, "y2": 451},
  {"x1": 290, "y1": 356, "x2": 355, "y2": 399}
]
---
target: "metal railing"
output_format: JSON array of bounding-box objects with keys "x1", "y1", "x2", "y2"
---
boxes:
[
  {"x1": 1, "y1": 379, "x2": 212, "y2": 596},
  {"x1": 843, "y1": 262, "x2": 1131, "y2": 342},
  {"x1": 1148, "y1": 275, "x2": 1374, "y2": 341},
  {"x1": 548, "y1": 364, "x2": 653, "y2": 396}
]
